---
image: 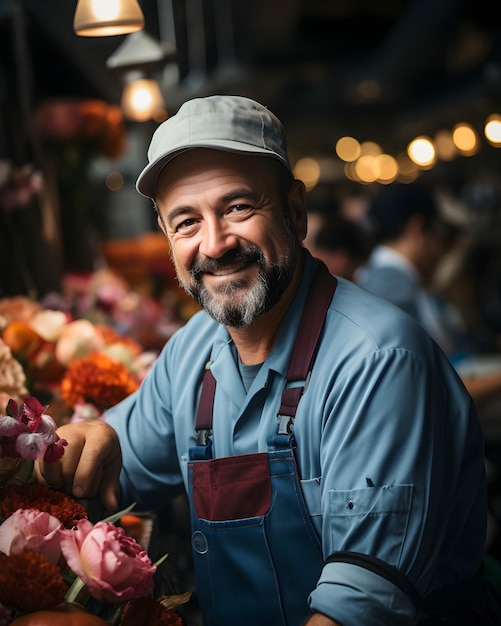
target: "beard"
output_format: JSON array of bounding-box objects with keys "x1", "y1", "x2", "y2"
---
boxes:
[{"x1": 177, "y1": 220, "x2": 300, "y2": 328}]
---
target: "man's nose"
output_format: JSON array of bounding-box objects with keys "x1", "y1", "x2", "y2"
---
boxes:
[{"x1": 199, "y1": 219, "x2": 239, "y2": 258}]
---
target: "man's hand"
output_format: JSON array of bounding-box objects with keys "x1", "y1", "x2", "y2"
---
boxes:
[{"x1": 35, "y1": 420, "x2": 122, "y2": 513}]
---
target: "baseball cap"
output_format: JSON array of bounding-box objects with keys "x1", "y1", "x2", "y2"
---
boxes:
[{"x1": 136, "y1": 95, "x2": 292, "y2": 199}]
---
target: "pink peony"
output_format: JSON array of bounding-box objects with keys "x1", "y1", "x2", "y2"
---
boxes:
[
  {"x1": 60, "y1": 519, "x2": 156, "y2": 604},
  {"x1": 0, "y1": 508, "x2": 63, "y2": 563}
]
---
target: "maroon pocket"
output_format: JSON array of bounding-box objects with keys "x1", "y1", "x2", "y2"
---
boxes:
[{"x1": 191, "y1": 452, "x2": 272, "y2": 521}]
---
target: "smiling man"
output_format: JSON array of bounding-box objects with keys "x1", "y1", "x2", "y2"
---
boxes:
[
  {"x1": 38, "y1": 95, "x2": 498, "y2": 626},
  {"x1": 155, "y1": 149, "x2": 302, "y2": 333}
]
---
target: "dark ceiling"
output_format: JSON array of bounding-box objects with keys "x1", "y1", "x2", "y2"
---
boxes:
[{"x1": 0, "y1": 0, "x2": 500, "y2": 168}]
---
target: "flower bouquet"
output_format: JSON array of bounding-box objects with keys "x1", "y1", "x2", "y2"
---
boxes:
[{"x1": 0, "y1": 397, "x2": 190, "y2": 625}]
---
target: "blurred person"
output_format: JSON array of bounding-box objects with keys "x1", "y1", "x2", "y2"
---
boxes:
[
  {"x1": 36, "y1": 96, "x2": 499, "y2": 626},
  {"x1": 310, "y1": 213, "x2": 373, "y2": 281},
  {"x1": 302, "y1": 188, "x2": 338, "y2": 252},
  {"x1": 357, "y1": 182, "x2": 501, "y2": 410}
]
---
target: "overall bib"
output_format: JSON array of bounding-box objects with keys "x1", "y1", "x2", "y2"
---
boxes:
[{"x1": 187, "y1": 265, "x2": 338, "y2": 626}]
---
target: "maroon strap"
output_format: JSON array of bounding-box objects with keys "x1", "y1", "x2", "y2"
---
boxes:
[
  {"x1": 196, "y1": 365, "x2": 217, "y2": 432},
  {"x1": 195, "y1": 262, "x2": 338, "y2": 431},
  {"x1": 278, "y1": 263, "x2": 337, "y2": 418}
]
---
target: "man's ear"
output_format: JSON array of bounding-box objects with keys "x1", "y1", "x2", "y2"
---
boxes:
[
  {"x1": 288, "y1": 179, "x2": 308, "y2": 241},
  {"x1": 157, "y1": 214, "x2": 167, "y2": 235}
]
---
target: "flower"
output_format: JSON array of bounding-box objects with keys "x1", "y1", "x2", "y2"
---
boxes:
[
  {"x1": 120, "y1": 597, "x2": 186, "y2": 626},
  {"x1": 30, "y1": 99, "x2": 127, "y2": 161},
  {"x1": 60, "y1": 519, "x2": 156, "y2": 604},
  {"x1": 0, "y1": 550, "x2": 68, "y2": 612},
  {"x1": 0, "y1": 340, "x2": 28, "y2": 414},
  {"x1": 60, "y1": 353, "x2": 139, "y2": 414},
  {"x1": 0, "y1": 395, "x2": 189, "y2": 625},
  {"x1": 0, "y1": 509, "x2": 62, "y2": 563},
  {"x1": 27, "y1": 310, "x2": 69, "y2": 343},
  {"x1": 55, "y1": 319, "x2": 105, "y2": 367},
  {"x1": 0, "y1": 397, "x2": 67, "y2": 464},
  {"x1": 0, "y1": 488, "x2": 190, "y2": 624},
  {"x1": 0, "y1": 483, "x2": 87, "y2": 529},
  {"x1": 0, "y1": 297, "x2": 41, "y2": 326}
]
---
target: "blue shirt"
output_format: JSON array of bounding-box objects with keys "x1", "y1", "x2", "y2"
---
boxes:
[
  {"x1": 106, "y1": 251, "x2": 487, "y2": 625},
  {"x1": 357, "y1": 245, "x2": 467, "y2": 358}
]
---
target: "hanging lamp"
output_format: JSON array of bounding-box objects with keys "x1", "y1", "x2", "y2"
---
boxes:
[
  {"x1": 121, "y1": 71, "x2": 165, "y2": 121},
  {"x1": 73, "y1": 0, "x2": 145, "y2": 37}
]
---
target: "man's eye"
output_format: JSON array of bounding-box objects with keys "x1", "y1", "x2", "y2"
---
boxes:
[
  {"x1": 176, "y1": 218, "x2": 197, "y2": 232},
  {"x1": 229, "y1": 204, "x2": 253, "y2": 215}
]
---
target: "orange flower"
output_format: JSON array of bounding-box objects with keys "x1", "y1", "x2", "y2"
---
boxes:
[
  {"x1": 96, "y1": 325, "x2": 142, "y2": 355},
  {"x1": 2, "y1": 320, "x2": 42, "y2": 355},
  {"x1": 0, "y1": 550, "x2": 68, "y2": 612},
  {"x1": 0, "y1": 483, "x2": 87, "y2": 528},
  {"x1": 60, "y1": 353, "x2": 139, "y2": 411}
]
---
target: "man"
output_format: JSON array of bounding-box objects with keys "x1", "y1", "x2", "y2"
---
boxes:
[
  {"x1": 310, "y1": 213, "x2": 373, "y2": 281},
  {"x1": 38, "y1": 96, "x2": 496, "y2": 625},
  {"x1": 357, "y1": 182, "x2": 501, "y2": 409}
]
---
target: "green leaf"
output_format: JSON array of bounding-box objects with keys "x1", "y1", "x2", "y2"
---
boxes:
[{"x1": 102, "y1": 502, "x2": 137, "y2": 525}]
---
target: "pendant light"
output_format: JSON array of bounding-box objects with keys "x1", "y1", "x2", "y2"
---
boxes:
[
  {"x1": 74, "y1": 0, "x2": 145, "y2": 37},
  {"x1": 121, "y1": 71, "x2": 165, "y2": 121},
  {"x1": 106, "y1": 31, "x2": 176, "y2": 122}
]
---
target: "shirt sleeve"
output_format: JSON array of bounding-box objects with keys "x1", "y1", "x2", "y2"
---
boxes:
[
  {"x1": 307, "y1": 345, "x2": 486, "y2": 623},
  {"x1": 105, "y1": 344, "x2": 185, "y2": 511},
  {"x1": 310, "y1": 562, "x2": 418, "y2": 624}
]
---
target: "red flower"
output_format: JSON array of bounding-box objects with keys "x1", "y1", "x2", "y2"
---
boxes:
[
  {"x1": 0, "y1": 483, "x2": 87, "y2": 528},
  {"x1": 121, "y1": 597, "x2": 185, "y2": 626},
  {"x1": 0, "y1": 550, "x2": 68, "y2": 612}
]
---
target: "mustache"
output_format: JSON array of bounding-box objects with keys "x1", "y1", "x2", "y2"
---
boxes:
[{"x1": 191, "y1": 245, "x2": 264, "y2": 279}]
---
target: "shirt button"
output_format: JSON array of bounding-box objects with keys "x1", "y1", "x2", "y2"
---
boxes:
[{"x1": 348, "y1": 500, "x2": 354, "y2": 509}]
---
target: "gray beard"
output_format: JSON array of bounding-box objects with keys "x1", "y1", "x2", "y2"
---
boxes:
[{"x1": 178, "y1": 238, "x2": 299, "y2": 328}]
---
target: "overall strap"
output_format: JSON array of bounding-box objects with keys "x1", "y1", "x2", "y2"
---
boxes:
[
  {"x1": 278, "y1": 263, "x2": 337, "y2": 420},
  {"x1": 196, "y1": 362, "x2": 217, "y2": 432},
  {"x1": 195, "y1": 262, "x2": 338, "y2": 433}
]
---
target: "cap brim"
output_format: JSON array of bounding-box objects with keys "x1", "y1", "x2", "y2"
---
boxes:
[{"x1": 136, "y1": 140, "x2": 291, "y2": 199}]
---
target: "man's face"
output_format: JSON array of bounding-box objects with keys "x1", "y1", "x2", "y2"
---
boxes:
[{"x1": 155, "y1": 149, "x2": 306, "y2": 328}]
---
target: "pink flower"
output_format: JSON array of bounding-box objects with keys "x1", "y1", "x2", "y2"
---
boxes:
[
  {"x1": 0, "y1": 508, "x2": 63, "y2": 563},
  {"x1": 28, "y1": 309, "x2": 69, "y2": 342},
  {"x1": 60, "y1": 519, "x2": 156, "y2": 603},
  {"x1": 0, "y1": 397, "x2": 67, "y2": 462},
  {"x1": 55, "y1": 319, "x2": 105, "y2": 367}
]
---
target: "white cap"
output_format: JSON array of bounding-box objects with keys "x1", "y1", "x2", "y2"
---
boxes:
[{"x1": 136, "y1": 94, "x2": 292, "y2": 199}]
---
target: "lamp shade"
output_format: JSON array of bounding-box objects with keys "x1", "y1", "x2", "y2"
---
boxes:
[{"x1": 74, "y1": 0, "x2": 145, "y2": 37}]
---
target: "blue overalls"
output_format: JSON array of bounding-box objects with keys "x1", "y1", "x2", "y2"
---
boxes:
[{"x1": 187, "y1": 266, "x2": 338, "y2": 626}]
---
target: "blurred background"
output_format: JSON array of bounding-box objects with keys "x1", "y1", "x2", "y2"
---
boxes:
[{"x1": 0, "y1": 0, "x2": 500, "y2": 294}]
